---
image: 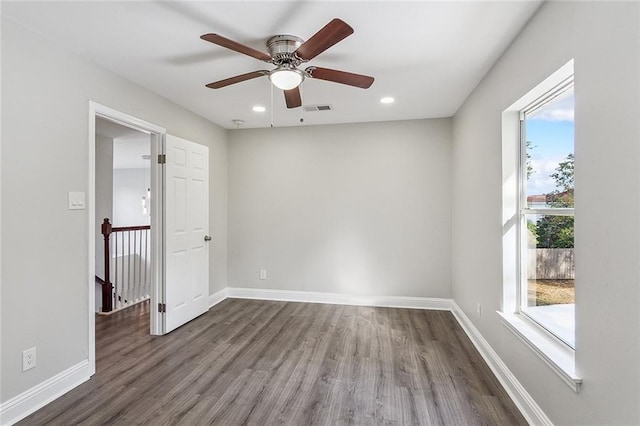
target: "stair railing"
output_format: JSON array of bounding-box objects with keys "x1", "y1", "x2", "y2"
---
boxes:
[{"x1": 100, "y1": 218, "x2": 151, "y2": 313}]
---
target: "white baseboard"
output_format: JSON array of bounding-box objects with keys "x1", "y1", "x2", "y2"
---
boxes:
[
  {"x1": 208, "y1": 287, "x2": 228, "y2": 308},
  {"x1": 451, "y1": 302, "x2": 552, "y2": 426},
  {"x1": 226, "y1": 287, "x2": 452, "y2": 311},
  {"x1": 0, "y1": 360, "x2": 90, "y2": 426}
]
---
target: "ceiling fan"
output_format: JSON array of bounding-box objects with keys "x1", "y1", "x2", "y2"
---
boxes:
[{"x1": 200, "y1": 18, "x2": 375, "y2": 109}]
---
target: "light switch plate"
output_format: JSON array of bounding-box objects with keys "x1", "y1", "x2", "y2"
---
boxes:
[{"x1": 68, "y1": 192, "x2": 86, "y2": 210}]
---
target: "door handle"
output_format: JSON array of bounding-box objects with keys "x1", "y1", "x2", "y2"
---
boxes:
[{"x1": 204, "y1": 235, "x2": 212, "y2": 242}]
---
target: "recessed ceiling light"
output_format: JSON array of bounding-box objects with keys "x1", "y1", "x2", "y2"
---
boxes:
[
  {"x1": 380, "y1": 97, "x2": 395, "y2": 104},
  {"x1": 252, "y1": 105, "x2": 266, "y2": 112}
]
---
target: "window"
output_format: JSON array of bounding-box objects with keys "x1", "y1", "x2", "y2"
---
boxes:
[
  {"x1": 500, "y1": 61, "x2": 580, "y2": 390},
  {"x1": 519, "y1": 78, "x2": 575, "y2": 347}
]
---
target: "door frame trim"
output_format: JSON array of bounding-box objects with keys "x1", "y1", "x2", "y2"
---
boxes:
[{"x1": 88, "y1": 101, "x2": 166, "y2": 375}]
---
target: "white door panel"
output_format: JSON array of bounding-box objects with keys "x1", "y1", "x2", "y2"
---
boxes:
[{"x1": 164, "y1": 134, "x2": 209, "y2": 333}]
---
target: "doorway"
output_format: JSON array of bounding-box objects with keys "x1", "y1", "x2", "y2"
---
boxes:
[
  {"x1": 88, "y1": 102, "x2": 165, "y2": 375},
  {"x1": 95, "y1": 117, "x2": 152, "y2": 315}
]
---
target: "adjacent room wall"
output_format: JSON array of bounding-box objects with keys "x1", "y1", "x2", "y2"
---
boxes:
[
  {"x1": 228, "y1": 119, "x2": 452, "y2": 298},
  {"x1": 95, "y1": 135, "x2": 113, "y2": 311},
  {"x1": 451, "y1": 2, "x2": 639, "y2": 424},
  {"x1": 112, "y1": 168, "x2": 151, "y2": 227},
  {"x1": 0, "y1": 17, "x2": 228, "y2": 403}
]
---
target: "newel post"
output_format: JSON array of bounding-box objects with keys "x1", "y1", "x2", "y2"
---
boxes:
[{"x1": 101, "y1": 218, "x2": 113, "y2": 312}]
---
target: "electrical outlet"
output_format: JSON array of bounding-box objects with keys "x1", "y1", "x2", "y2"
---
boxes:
[
  {"x1": 259, "y1": 269, "x2": 267, "y2": 280},
  {"x1": 22, "y1": 347, "x2": 37, "y2": 372},
  {"x1": 476, "y1": 303, "x2": 482, "y2": 318}
]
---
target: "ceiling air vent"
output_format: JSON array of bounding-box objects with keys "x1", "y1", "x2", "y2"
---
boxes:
[{"x1": 303, "y1": 104, "x2": 333, "y2": 112}]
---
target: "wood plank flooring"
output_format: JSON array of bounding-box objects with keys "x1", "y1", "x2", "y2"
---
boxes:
[{"x1": 19, "y1": 299, "x2": 527, "y2": 425}]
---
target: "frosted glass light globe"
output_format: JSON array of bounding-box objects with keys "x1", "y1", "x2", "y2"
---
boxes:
[{"x1": 269, "y1": 68, "x2": 304, "y2": 90}]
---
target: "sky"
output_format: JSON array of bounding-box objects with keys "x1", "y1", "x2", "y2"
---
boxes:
[{"x1": 525, "y1": 89, "x2": 574, "y2": 196}]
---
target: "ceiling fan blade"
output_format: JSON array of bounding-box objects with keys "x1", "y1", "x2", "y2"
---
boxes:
[
  {"x1": 305, "y1": 66, "x2": 374, "y2": 89},
  {"x1": 201, "y1": 33, "x2": 272, "y2": 62},
  {"x1": 206, "y1": 71, "x2": 268, "y2": 89},
  {"x1": 284, "y1": 87, "x2": 302, "y2": 109},
  {"x1": 294, "y1": 18, "x2": 353, "y2": 61}
]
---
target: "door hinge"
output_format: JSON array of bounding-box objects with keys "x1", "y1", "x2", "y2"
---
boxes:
[
  {"x1": 158, "y1": 303, "x2": 166, "y2": 313},
  {"x1": 158, "y1": 154, "x2": 166, "y2": 164}
]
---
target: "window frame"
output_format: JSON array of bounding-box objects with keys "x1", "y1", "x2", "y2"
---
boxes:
[
  {"x1": 500, "y1": 59, "x2": 581, "y2": 392},
  {"x1": 517, "y1": 77, "x2": 575, "y2": 349}
]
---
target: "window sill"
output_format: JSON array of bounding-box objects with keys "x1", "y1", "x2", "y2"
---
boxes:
[{"x1": 498, "y1": 311, "x2": 582, "y2": 392}]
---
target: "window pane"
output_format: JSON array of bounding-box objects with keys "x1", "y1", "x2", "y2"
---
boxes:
[
  {"x1": 525, "y1": 87, "x2": 574, "y2": 209},
  {"x1": 523, "y1": 213, "x2": 575, "y2": 347}
]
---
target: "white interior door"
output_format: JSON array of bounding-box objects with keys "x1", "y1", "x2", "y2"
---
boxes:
[{"x1": 164, "y1": 134, "x2": 210, "y2": 333}]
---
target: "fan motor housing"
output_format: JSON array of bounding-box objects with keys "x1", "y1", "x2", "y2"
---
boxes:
[{"x1": 267, "y1": 35, "x2": 304, "y2": 66}]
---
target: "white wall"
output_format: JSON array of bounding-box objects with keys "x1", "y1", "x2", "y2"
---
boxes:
[
  {"x1": 112, "y1": 168, "x2": 151, "y2": 227},
  {"x1": 0, "y1": 17, "x2": 228, "y2": 403},
  {"x1": 452, "y1": 2, "x2": 639, "y2": 424},
  {"x1": 228, "y1": 119, "x2": 452, "y2": 298}
]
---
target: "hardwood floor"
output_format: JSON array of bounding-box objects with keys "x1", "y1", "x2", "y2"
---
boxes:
[{"x1": 20, "y1": 299, "x2": 527, "y2": 425}]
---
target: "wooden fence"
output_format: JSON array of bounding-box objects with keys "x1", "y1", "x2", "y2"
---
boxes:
[{"x1": 527, "y1": 248, "x2": 575, "y2": 280}]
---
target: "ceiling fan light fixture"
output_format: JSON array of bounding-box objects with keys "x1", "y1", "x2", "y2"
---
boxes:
[{"x1": 269, "y1": 67, "x2": 304, "y2": 90}]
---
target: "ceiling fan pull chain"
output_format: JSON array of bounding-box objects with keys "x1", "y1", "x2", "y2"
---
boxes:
[{"x1": 270, "y1": 82, "x2": 274, "y2": 128}]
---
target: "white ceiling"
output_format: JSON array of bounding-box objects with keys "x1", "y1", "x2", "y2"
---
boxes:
[{"x1": 3, "y1": 1, "x2": 542, "y2": 129}]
